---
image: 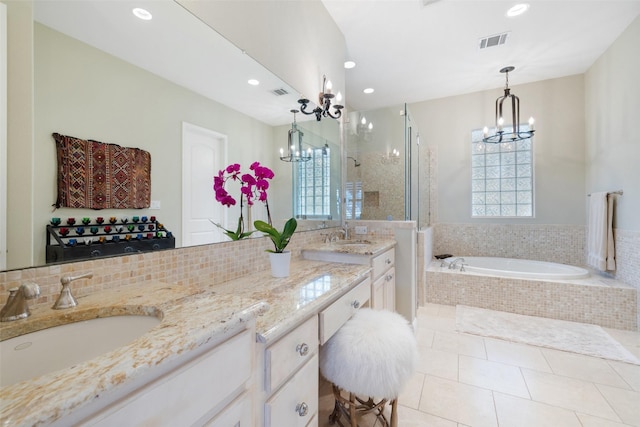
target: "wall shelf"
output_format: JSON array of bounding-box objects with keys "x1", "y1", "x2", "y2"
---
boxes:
[{"x1": 45, "y1": 220, "x2": 175, "y2": 263}]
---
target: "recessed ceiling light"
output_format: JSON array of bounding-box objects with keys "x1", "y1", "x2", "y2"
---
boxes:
[
  {"x1": 506, "y1": 3, "x2": 529, "y2": 17},
  {"x1": 344, "y1": 61, "x2": 356, "y2": 69},
  {"x1": 132, "y1": 8, "x2": 153, "y2": 21},
  {"x1": 247, "y1": 79, "x2": 260, "y2": 86},
  {"x1": 363, "y1": 88, "x2": 374, "y2": 94}
]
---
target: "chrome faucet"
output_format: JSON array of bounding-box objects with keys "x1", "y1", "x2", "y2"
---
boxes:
[
  {"x1": 52, "y1": 272, "x2": 93, "y2": 309},
  {"x1": 448, "y1": 257, "x2": 466, "y2": 270},
  {"x1": 0, "y1": 282, "x2": 41, "y2": 322}
]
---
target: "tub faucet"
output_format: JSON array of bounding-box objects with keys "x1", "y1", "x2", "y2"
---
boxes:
[
  {"x1": 448, "y1": 257, "x2": 466, "y2": 270},
  {"x1": 52, "y1": 272, "x2": 93, "y2": 309},
  {"x1": 0, "y1": 282, "x2": 41, "y2": 322}
]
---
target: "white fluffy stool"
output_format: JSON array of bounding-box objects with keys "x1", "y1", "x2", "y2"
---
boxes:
[{"x1": 320, "y1": 308, "x2": 419, "y2": 427}]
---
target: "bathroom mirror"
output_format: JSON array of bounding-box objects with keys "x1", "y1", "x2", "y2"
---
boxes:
[{"x1": 4, "y1": 0, "x2": 342, "y2": 270}]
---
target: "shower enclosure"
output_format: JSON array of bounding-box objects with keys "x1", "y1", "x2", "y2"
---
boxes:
[{"x1": 345, "y1": 104, "x2": 429, "y2": 228}]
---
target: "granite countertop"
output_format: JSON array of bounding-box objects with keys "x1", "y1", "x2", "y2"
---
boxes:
[
  {"x1": 303, "y1": 238, "x2": 396, "y2": 257},
  {"x1": 0, "y1": 259, "x2": 371, "y2": 426}
]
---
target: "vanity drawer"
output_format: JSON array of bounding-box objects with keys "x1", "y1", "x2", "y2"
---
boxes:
[
  {"x1": 372, "y1": 248, "x2": 395, "y2": 280},
  {"x1": 265, "y1": 316, "x2": 318, "y2": 393},
  {"x1": 202, "y1": 391, "x2": 252, "y2": 427},
  {"x1": 265, "y1": 354, "x2": 319, "y2": 427},
  {"x1": 319, "y1": 278, "x2": 370, "y2": 345}
]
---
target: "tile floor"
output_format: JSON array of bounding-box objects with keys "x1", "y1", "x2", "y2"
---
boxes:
[{"x1": 319, "y1": 304, "x2": 640, "y2": 427}]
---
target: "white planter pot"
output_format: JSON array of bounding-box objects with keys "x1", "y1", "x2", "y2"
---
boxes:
[{"x1": 269, "y1": 251, "x2": 291, "y2": 278}]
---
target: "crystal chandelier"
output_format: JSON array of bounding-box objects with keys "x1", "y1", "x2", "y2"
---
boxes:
[
  {"x1": 298, "y1": 75, "x2": 343, "y2": 121},
  {"x1": 482, "y1": 66, "x2": 535, "y2": 143},
  {"x1": 280, "y1": 110, "x2": 312, "y2": 162}
]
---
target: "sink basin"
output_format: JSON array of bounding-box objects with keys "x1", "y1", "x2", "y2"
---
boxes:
[
  {"x1": 332, "y1": 240, "x2": 372, "y2": 246},
  {"x1": 0, "y1": 315, "x2": 160, "y2": 387}
]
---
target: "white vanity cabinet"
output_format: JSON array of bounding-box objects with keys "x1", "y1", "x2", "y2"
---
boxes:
[
  {"x1": 371, "y1": 248, "x2": 395, "y2": 311},
  {"x1": 260, "y1": 276, "x2": 371, "y2": 427},
  {"x1": 302, "y1": 242, "x2": 396, "y2": 313},
  {"x1": 78, "y1": 325, "x2": 255, "y2": 427},
  {"x1": 262, "y1": 316, "x2": 319, "y2": 427}
]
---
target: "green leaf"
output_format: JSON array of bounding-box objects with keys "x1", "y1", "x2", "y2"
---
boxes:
[{"x1": 253, "y1": 218, "x2": 297, "y2": 253}]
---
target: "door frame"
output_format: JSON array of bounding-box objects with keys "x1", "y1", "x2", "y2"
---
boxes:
[{"x1": 181, "y1": 122, "x2": 228, "y2": 248}]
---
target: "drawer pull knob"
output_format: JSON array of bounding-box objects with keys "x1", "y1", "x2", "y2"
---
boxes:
[
  {"x1": 296, "y1": 343, "x2": 309, "y2": 356},
  {"x1": 351, "y1": 300, "x2": 361, "y2": 309},
  {"x1": 296, "y1": 402, "x2": 309, "y2": 417},
  {"x1": 386, "y1": 274, "x2": 394, "y2": 281},
  {"x1": 385, "y1": 258, "x2": 392, "y2": 264}
]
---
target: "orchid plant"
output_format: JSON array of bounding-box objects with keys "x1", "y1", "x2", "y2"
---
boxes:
[{"x1": 212, "y1": 161, "x2": 274, "y2": 240}]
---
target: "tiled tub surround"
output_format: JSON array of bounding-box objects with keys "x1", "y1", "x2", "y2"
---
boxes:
[
  {"x1": 433, "y1": 223, "x2": 586, "y2": 267},
  {"x1": 432, "y1": 223, "x2": 640, "y2": 329},
  {"x1": 0, "y1": 258, "x2": 372, "y2": 426},
  {"x1": 426, "y1": 261, "x2": 637, "y2": 330}
]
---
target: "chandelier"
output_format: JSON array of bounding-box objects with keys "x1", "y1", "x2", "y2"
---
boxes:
[
  {"x1": 482, "y1": 66, "x2": 535, "y2": 143},
  {"x1": 298, "y1": 75, "x2": 343, "y2": 121},
  {"x1": 280, "y1": 110, "x2": 312, "y2": 162}
]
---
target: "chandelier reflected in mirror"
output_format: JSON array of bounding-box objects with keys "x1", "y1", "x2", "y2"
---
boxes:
[
  {"x1": 298, "y1": 75, "x2": 343, "y2": 121},
  {"x1": 482, "y1": 66, "x2": 535, "y2": 144},
  {"x1": 280, "y1": 109, "x2": 312, "y2": 162}
]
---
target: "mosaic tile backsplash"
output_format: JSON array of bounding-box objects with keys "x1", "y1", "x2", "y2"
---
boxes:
[{"x1": 0, "y1": 228, "x2": 328, "y2": 310}]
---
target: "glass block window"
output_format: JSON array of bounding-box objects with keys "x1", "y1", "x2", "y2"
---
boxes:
[
  {"x1": 294, "y1": 147, "x2": 331, "y2": 218},
  {"x1": 345, "y1": 181, "x2": 362, "y2": 220},
  {"x1": 471, "y1": 125, "x2": 533, "y2": 217}
]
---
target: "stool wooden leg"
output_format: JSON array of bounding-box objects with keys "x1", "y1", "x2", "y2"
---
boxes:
[
  {"x1": 390, "y1": 398, "x2": 398, "y2": 427},
  {"x1": 349, "y1": 392, "x2": 358, "y2": 427}
]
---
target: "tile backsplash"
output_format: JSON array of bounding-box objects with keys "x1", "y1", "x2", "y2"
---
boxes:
[{"x1": 0, "y1": 228, "x2": 328, "y2": 310}]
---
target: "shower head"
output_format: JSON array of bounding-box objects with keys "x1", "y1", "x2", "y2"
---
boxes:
[{"x1": 348, "y1": 156, "x2": 361, "y2": 167}]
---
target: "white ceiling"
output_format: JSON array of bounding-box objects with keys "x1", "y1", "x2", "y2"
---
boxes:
[
  {"x1": 34, "y1": 0, "x2": 640, "y2": 123},
  {"x1": 321, "y1": 0, "x2": 640, "y2": 111},
  {"x1": 33, "y1": 0, "x2": 303, "y2": 127}
]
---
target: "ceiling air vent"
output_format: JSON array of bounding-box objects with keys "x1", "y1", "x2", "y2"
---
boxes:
[
  {"x1": 479, "y1": 32, "x2": 509, "y2": 50},
  {"x1": 271, "y1": 88, "x2": 289, "y2": 96}
]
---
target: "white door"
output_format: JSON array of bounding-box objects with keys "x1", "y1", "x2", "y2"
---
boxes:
[{"x1": 181, "y1": 122, "x2": 227, "y2": 247}]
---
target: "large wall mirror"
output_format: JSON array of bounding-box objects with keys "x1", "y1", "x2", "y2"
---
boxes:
[{"x1": 4, "y1": 0, "x2": 341, "y2": 271}]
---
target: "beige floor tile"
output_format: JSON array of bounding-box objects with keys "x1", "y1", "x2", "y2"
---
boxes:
[
  {"x1": 459, "y1": 355, "x2": 530, "y2": 398},
  {"x1": 608, "y1": 360, "x2": 640, "y2": 392},
  {"x1": 416, "y1": 326, "x2": 436, "y2": 348},
  {"x1": 416, "y1": 346, "x2": 459, "y2": 381},
  {"x1": 436, "y1": 304, "x2": 457, "y2": 318},
  {"x1": 397, "y1": 404, "x2": 458, "y2": 427},
  {"x1": 577, "y1": 413, "x2": 635, "y2": 427},
  {"x1": 419, "y1": 304, "x2": 442, "y2": 317},
  {"x1": 542, "y1": 348, "x2": 632, "y2": 388},
  {"x1": 419, "y1": 375, "x2": 498, "y2": 427},
  {"x1": 522, "y1": 369, "x2": 621, "y2": 422},
  {"x1": 494, "y1": 392, "x2": 582, "y2": 427},
  {"x1": 432, "y1": 331, "x2": 487, "y2": 359},
  {"x1": 596, "y1": 384, "x2": 640, "y2": 426},
  {"x1": 484, "y1": 338, "x2": 552, "y2": 372},
  {"x1": 399, "y1": 372, "x2": 426, "y2": 409},
  {"x1": 421, "y1": 315, "x2": 458, "y2": 332}
]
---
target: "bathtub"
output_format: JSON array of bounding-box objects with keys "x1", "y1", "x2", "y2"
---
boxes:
[{"x1": 443, "y1": 256, "x2": 589, "y2": 280}]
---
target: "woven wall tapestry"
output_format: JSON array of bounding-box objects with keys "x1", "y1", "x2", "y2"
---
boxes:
[{"x1": 53, "y1": 133, "x2": 151, "y2": 209}]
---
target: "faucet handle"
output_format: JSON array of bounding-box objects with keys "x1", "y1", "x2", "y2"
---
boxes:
[
  {"x1": 61, "y1": 272, "x2": 94, "y2": 285},
  {"x1": 53, "y1": 272, "x2": 92, "y2": 309}
]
